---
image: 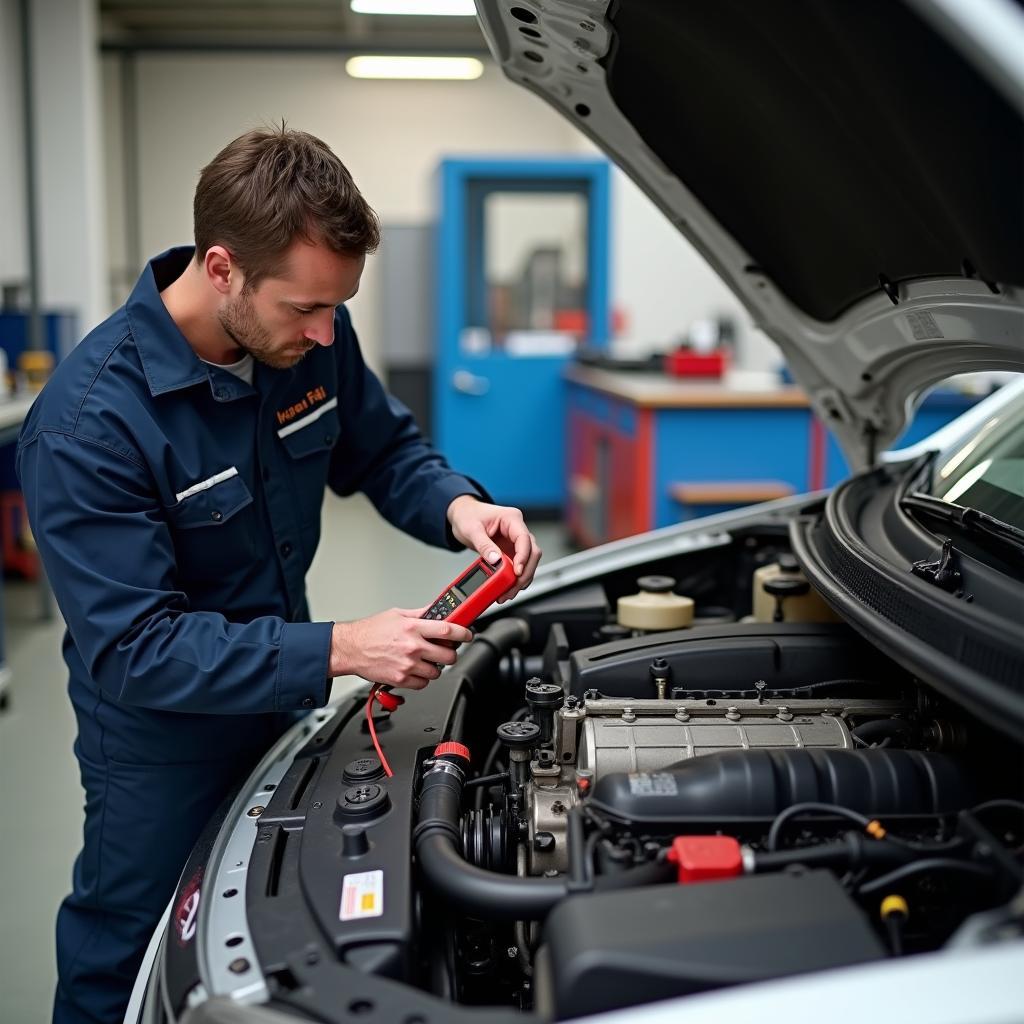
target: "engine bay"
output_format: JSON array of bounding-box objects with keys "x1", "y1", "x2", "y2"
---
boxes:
[
  {"x1": 413, "y1": 533, "x2": 1022, "y2": 1018},
  {"x1": 160, "y1": 521, "x2": 1024, "y2": 1023}
]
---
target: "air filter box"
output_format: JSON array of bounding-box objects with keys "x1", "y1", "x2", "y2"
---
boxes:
[{"x1": 534, "y1": 870, "x2": 884, "y2": 1020}]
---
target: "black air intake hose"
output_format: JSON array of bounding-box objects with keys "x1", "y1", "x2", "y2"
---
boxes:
[
  {"x1": 443, "y1": 618, "x2": 530, "y2": 741},
  {"x1": 589, "y1": 749, "x2": 972, "y2": 827},
  {"x1": 416, "y1": 744, "x2": 570, "y2": 919}
]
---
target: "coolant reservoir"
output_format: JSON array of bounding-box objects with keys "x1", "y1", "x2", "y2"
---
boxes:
[
  {"x1": 752, "y1": 554, "x2": 840, "y2": 624},
  {"x1": 617, "y1": 575, "x2": 695, "y2": 631}
]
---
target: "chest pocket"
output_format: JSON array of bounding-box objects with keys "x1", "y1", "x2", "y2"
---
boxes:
[
  {"x1": 278, "y1": 400, "x2": 339, "y2": 526},
  {"x1": 165, "y1": 471, "x2": 257, "y2": 582}
]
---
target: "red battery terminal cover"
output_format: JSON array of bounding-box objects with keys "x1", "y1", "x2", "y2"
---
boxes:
[
  {"x1": 667, "y1": 836, "x2": 744, "y2": 883},
  {"x1": 433, "y1": 741, "x2": 471, "y2": 761}
]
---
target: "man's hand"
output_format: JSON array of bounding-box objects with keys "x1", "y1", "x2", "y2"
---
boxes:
[
  {"x1": 329, "y1": 609, "x2": 474, "y2": 689},
  {"x1": 446, "y1": 495, "x2": 542, "y2": 603}
]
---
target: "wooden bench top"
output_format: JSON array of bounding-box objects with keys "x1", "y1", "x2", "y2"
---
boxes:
[
  {"x1": 565, "y1": 364, "x2": 809, "y2": 409},
  {"x1": 669, "y1": 480, "x2": 797, "y2": 505}
]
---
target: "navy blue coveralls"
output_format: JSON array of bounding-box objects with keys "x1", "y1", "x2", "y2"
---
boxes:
[{"x1": 16, "y1": 247, "x2": 484, "y2": 1024}]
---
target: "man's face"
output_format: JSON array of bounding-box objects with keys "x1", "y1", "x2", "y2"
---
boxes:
[{"x1": 218, "y1": 239, "x2": 364, "y2": 369}]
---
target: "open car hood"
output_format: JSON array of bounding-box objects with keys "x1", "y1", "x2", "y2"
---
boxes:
[{"x1": 475, "y1": 0, "x2": 1024, "y2": 468}]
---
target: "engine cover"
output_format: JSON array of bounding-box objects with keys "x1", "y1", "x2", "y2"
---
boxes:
[
  {"x1": 578, "y1": 701, "x2": 853, "y2": 778},
  {"x1": 569, "y1": 694, "x2": 913, "y2": 781}
]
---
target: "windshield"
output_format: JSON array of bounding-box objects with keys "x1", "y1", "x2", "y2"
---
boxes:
[{"x1": 928, "y1": 390, "x2": 1024, "y2": 531}]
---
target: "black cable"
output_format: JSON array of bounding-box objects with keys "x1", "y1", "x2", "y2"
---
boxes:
[
  {"x1": 464, "y1": 772, "x2": 509, "y2": 790},
  {"x1": 767, "y1": 802, "x2": 872, "y2": 851},
  {"x1": 886, "y1": 913, "x2": 904, "y2": 956},
  {"x1": 567, "y1": 807, "x2": 589, "y2": 891},
  {"x1": 446, "y1": 692, "x2": 470, "y2": 745},
  {"x1": 858, "y1": 858, "x2": 994, "y2": 896},
  {"x1": 971, "y1": 799, "x2": 1024, "y2": 816},
  {"x1": 853, "y1": 734, "x2": 892, "y2": 749},
  {"x1": 584, "y1": 830, "x2": 604, "y2": 883},
  {"x1": 754, "y1": 834, "x2": 910, "y2": 873}
]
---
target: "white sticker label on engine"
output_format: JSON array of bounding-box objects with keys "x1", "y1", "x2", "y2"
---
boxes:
[
  {"x1": 628, "y1": 772, "x2": 678, "y2": 796},
  {"x1": 340, "y1": 870, "x2": 384, "y2": 921}
]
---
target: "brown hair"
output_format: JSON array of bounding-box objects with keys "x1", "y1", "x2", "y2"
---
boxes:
[{"x1": 194, "y1": 124, "x2": 380, "y2": 286}]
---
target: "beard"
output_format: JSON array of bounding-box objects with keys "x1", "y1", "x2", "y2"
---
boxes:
[{"x1": 218, "y1": 290, "x2": 314, "y2": 370}]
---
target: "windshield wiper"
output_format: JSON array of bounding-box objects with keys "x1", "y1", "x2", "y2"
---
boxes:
[{"x1": 900, "y1": 492, "x2": 1024, "y2": 558}]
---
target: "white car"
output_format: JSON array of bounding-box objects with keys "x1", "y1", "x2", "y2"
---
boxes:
[{"x1": 130, "y1": 2, "x2": 1024, "y2": 1021}]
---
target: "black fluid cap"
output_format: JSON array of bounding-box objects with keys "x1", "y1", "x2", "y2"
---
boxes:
[
  {"x1": 637, "y1": 575, "x2": 675, "y2": 593},
  {"x1": 763, "y1": 577, "x2": 810, "y2": 598},
  {"x1": 344, "y1": 757, "x2": 385, "y2": 783},
  {"x1": 336, "y1": 783, "x2": 390, "y2": 820},
  {"x1": 777, "y1": 552, "x2": 801, "y2": 573},
  {"x1": 526, "y1": 679, "x2": 564, "y2": 709},
  {"x1": 649, "y1": 657, "x2": 671, "y2": 680},
  {"x1": 596, "y1": 623, "x2": 631, "y2": 642},
  {"x1": 342, "y1": 824, "x2": 370, "y2": 858},
  {"x1": 497, "y1": 720, "x2": 541, "y2": 750}
]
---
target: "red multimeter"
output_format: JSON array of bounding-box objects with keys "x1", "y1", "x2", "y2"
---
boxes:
[
  {"x1": 369, "y1": 552, "x2": 517, "y2": 778},
  {"x1": 421, "y1": 551, "x2": 517, "y2": 626}
]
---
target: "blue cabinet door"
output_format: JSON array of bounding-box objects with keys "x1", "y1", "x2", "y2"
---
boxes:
[{"x1": 434, "y1": 159, "x2": 611, "y2": 508}]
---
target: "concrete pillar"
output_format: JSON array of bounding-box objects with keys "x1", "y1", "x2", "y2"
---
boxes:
[{"x1": 28, "y1": 0, "x2": 108, "y2": 335}]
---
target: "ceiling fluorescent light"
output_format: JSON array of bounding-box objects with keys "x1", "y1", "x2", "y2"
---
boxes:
[
  {"x1": 345, "y1": 55, "x2": 483, "y2": 79},
  {"x1": 351, "y1": 0, "x2": 477, "y2": 15}
]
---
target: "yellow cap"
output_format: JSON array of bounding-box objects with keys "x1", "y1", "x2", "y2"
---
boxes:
[{"x1": 880, "y1": 894, "x2": 909, "y2": 919}]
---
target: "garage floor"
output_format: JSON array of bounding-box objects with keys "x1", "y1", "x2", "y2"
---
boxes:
[{"x1": 0, "y1": 493, "x2": 568, "y2": 1023}]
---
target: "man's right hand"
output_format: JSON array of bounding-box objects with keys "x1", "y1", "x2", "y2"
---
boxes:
[{"x1": 329, "y1": 608, "x2": 474, "y2": 689}]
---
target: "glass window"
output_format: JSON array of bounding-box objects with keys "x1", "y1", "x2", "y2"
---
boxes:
[
  {"x1": 929, "y1": 387, "x2": 1024, "y2": 531},
  {"x1": 473, "y1": 189, "x2": 589, "y2": 353}
]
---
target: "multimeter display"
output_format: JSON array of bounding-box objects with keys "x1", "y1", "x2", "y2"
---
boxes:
[
  {"x1": 456, "y1": 566, "x2": 489, "y2": 596},
  {"x1": 422, "y1": 552, "x2": 517, "y2": 626}
]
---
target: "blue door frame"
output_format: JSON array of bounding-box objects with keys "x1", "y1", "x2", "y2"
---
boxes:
[{"x1": 434, "y1": 158, "x2": 611, "y2": 508}]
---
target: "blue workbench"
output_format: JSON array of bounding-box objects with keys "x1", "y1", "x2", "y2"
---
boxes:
[{"x1": 565, "y1": 365, "x2": 980, "y2": 546}]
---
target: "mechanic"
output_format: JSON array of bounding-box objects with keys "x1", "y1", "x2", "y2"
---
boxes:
[{"x1": 16, "y1": 126, "x2": 542, "y2": 1024}]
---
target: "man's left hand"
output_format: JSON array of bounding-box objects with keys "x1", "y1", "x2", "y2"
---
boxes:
[{"x1": 446, "y1": 495, "x2": 542, "y2": 603}]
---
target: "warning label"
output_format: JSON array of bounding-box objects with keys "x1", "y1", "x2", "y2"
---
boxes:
[
  {"x1": 905, "y1": 311, "x2": 944, "y2": 341},
  {"x1": 340, "y1": 870, "x2": 384, "y2": 922},
  {"x1": 628, "y1": 772, "x2": 678, "y2": 797}
]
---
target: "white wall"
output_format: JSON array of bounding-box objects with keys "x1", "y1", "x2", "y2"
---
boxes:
[
  {"x1": 104, "y1": 50, "x2": 779, "y2": 372},
  {"x1": 102, "y1": 54, "x2": 128, "y2": 309},
  {"x1": 0, "y1": 0, "x2": 107, "y2": 336},
  {"x1": 0, "y1": 0, "x2": 27, "y2": 288},
  {"x1": 608, "y1": 167, "x2": 781, "y2": 372},
  {"x1": 29, "y1": 0, "x2": 107, "y2": 334}
]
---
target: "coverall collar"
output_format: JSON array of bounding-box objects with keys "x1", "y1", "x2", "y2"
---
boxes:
[{"x1": 126, "y1": 246, "x2": 257, "y2": 402}]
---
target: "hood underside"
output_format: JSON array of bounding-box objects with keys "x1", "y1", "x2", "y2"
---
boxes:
[{"x1": 476, "y1": 0, "x2": 1024, "y2": 467}]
